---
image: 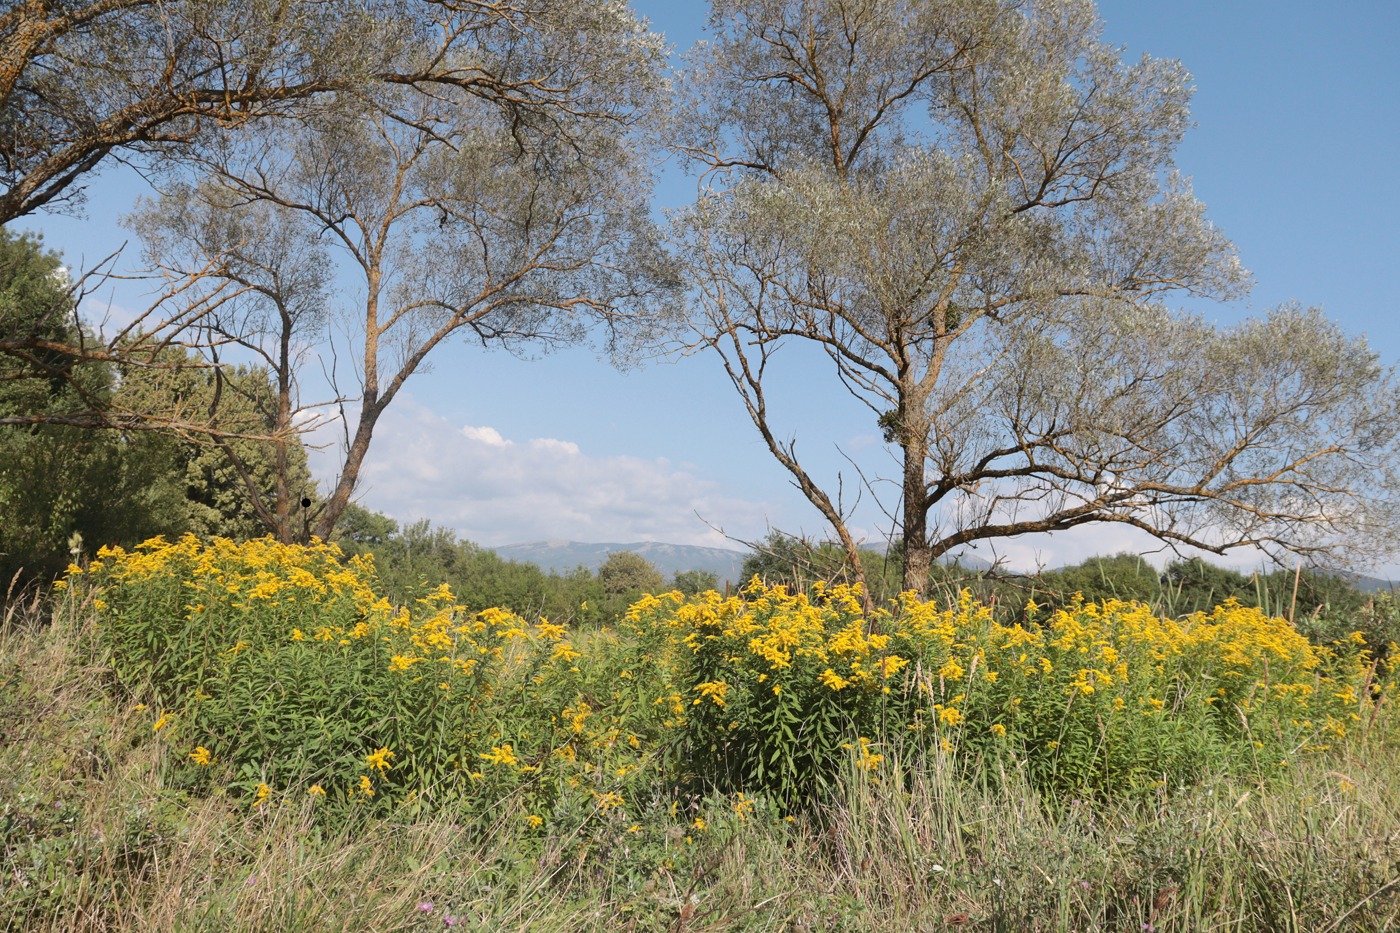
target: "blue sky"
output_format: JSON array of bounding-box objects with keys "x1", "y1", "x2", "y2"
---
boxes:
[{"x1": 20, "y1": 1, "x2": 1400, "y2": 574}]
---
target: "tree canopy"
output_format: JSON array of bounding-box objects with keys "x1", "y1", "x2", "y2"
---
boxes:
[{"x1": 667, "y1": 0, "x2": 1400, "y2": 594}]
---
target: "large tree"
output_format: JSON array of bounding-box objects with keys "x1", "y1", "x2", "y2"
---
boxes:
[
  {"x1": 124, "y1": 3, "x2": 670, "y2": 541},
  {"x1": 0, "y1": 0, "x2": 669, "y2": 445},
  {"x1": 669, "y1": 0, "x2": 1400, "y2": 594}
]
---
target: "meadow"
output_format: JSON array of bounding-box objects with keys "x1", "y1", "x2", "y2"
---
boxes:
[{"x1": 2, "y1": 534, "x2": 1398, "y2": 931}]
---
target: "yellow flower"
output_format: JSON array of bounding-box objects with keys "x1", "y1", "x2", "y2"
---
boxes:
[
  {"x1": 189, "y1": 746, "x2": 213, "y2": 766},
  {"x1": 989, "y1": 723, "x2": 1007, "y2": 738},
  {"x1": 480, "y1": 744, "x2": 520, "y2": 767},
  {"x1": 152, "y1": 711, "x2": 171, "y2": 732},
  {"x1": 308, "y1": 784, "x2": 326, "y2": 797},
  {"x1": 692, "y1": 816, "x2": 707, "y2": 831},
  {"x1": 695, "y1": 680, "x2": 730, "y2": 707},
  {"x1": 526, "y1": 814, "x2": 544, "y2": 828},
  {"x1": 358, "y1": 775, "x2": 375, "y2": 797},
  {"x1": 820, "y1": 668, "x2": 850, "y2": 691},
  {"x1": 290, "y1": 628, "x2": 305, "y2": 641},
  {"x1": 253, "y1": 783, "x2": 271, "y2": 806},
  {"x1": 365, "y1": 746, "x2": 395, "y2": 773}
]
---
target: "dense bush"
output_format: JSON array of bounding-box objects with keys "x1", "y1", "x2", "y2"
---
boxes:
[
  {"x1": 625, "y1": 583, "x2": 1383, "y2": 805},
  {"x1": 68, "y1": 537, "x2": 1389, "y2": 831}
]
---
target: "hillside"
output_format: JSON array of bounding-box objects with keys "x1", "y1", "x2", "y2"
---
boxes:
[{"x1": 492, "y1": 540, "x2": 748, "y2": 583}]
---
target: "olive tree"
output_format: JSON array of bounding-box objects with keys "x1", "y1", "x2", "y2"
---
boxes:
[
  {"x1": 669, "y1": 0, "x2": 1400, "y2": 594},
  {"x1": 126, "y1": 2, "x2": 671, "y2": 541}
]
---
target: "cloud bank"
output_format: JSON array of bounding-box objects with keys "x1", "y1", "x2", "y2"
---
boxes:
[{"x1": 321, "y1": 396, "x2": 772, "y2": 548}]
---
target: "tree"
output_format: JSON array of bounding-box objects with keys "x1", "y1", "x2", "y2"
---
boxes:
[
  {"x1": 122, "y1": 4, "x2": 670, "y2": 542},
  {"x1": 672, "y1": 568, "x2": 719, "y2": 596},
  {"x1": 669, "y1": 0, "x2": 1400, "y2": 595},
  {"x1": 1, "y1": 0, "x2": 650, "y2": 225},
  {"x1": 0, "y1": 0, "x2": 674, "y2": 505},
  {"x1": 113, "y1": 352, "x2": 320, "y2": 541},
  {"x1": 597, "y1": 551, "x2": 666, "y2": 597},
  {"x1": 0, "y1": 230, "x2": 184, "y2": 585}
]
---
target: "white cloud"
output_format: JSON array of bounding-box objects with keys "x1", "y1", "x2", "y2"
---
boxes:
[{"x1": 327, "y1": 395, "x2": 774, "y2": 548}]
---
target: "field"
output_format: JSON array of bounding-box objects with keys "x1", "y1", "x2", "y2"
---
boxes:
[{"x1": 2, "y1": 535, "x2": 1398, "y2": 931}]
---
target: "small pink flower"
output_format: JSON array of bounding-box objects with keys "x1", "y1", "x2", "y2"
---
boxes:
[{"x1": 418, "y1": 900, "x2": 434, "y2": 913}]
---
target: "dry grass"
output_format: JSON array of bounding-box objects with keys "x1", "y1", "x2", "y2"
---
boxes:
[{"x1": 3, "y1": 599, "x2": 1398, "y2": 932}]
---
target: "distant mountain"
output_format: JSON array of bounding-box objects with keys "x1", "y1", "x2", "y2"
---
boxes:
[
  {"x1": 1341, "y1": 571, "x2": 1398, "y2": 594},
  {"x1": 492, "y1": 540, "x2": 748, "y2": 583}
]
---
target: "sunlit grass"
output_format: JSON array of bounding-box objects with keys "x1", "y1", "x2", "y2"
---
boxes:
[{"x1": 3, "y1": 537, "x2": 1396, "y2": 930}]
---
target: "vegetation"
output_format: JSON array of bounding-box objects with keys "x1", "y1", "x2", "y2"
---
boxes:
[
  {"x1": 2, "y1": 538, "x2": 1396, "y2": 930},
  {"x1": 1, "y1": 1, "x2": 1398, "y2": 926},
  {"x1": 667, "y1": 0, "x2": 1400, "y2": 594},
  {"x1": 0, "y1": 230, "x2": 319, "y2": 589}
]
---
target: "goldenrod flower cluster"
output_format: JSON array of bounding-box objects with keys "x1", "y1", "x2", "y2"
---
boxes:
[{"x1": 624, "y1": 581, "x2": 1384, "y2": 802}]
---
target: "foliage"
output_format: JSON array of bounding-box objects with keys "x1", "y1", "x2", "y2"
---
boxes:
[
  {"x1": 0, "y1": 231, "x2": 185, "y2": 586},
  {"x1": 595, "y1": 551, "x2": 667, "y2": 618},
  {"x1": 7, "y1": 578, "x2": 1400, "y2": 931},
  {"x1": 671, "y1": 568, "x2": 719, "y2": 597},
  {"x1": 666, "y1": 0, "x2": 1400, "y2": 593},
  {"x1": 624, "y1": 581, "x2": 1382, "y2": 808},
  {"x1": 113, "y1": 351, "x2": 319, "y2": 541},
  {"x1": 71, "y1": 535, "x2": 667, "y2": 826}
]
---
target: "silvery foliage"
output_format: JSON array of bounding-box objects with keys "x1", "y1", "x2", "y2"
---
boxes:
[
  {"x1": 124, "y1": 0, "x2": 672, "y2": 540},
  {"x1": 669, "y1": 0, "x2": 1399, "y2": 583}
]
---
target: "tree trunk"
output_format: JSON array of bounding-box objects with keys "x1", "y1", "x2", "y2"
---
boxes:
[{"x1": 900, "y1": 434, "x2": 932, "y2": 596}]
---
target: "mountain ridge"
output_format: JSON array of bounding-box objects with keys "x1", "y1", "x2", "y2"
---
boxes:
[{"x1": 491, "y1": 540, "x2": 748, "y2": 582}]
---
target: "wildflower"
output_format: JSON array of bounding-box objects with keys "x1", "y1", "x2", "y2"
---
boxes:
[
  {"x1": 358, "y1": 775, "x2": 375, "y2": 797},
  {"x1": 480, "y1": 744, "x2": 519, "y2": 767},
  {"x1": 694, "y1": 680, "x2": 730, "y2": 707},
  {"x1": 820, "y1": 668, "x2": 850, "y2": 691},
  {"x1": 308, "y1": 785, "x2": 326, "y2": 797},
  {"x1": 526, "y1": 814, "x2": 544, "y2": 828},
  {"x1": 692, "y1": 816, "x2": 707, "y2": 831},
  {"x1": 152, "y1": 711, "x2": 171, "y2": 732},
  {"x1": 189, "y1": 746, "x2": 213, "y2": 766},
  {"x1": 365, "y1": 746, "x2": 395, "y2": 773},
  {"x1": 418, "y1": 900, "x2": 435, "y2": 913},
  {"x1": 989, "y1": 723, "x2": 1007, "y2": 738},
  {"x1": 253, "y1": 783, "x2": 271, "y2": 806}
]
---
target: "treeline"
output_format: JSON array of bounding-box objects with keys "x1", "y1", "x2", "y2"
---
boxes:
[{"x1": 331, "y1": 505, "x2": 717, "y2": 628}]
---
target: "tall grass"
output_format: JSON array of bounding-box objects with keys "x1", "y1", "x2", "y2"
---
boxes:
[{"x1": 3, "y1": 540, "x2": 1397, "y2": 931}]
